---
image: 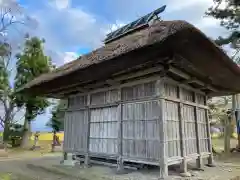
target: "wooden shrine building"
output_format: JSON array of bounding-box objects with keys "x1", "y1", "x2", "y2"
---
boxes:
[{"x1": 18, "y1": 6, "x2": 240, "y2": 179}]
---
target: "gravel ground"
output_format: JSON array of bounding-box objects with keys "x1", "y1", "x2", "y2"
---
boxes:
[{"x1": 0, "y1": 155, "x2": 240, "y2": 180}]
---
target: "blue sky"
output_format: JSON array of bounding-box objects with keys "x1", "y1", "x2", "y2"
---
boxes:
[{"x1": 0, "y1": 0, "x2": 230, "y2": 131}]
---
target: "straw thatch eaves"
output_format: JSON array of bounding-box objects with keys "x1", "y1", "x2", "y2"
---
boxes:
[{"x1": 18, "y1": 20, "x2": 240, "y2": 98}]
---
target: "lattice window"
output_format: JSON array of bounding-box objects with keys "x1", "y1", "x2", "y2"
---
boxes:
[
  {"x1": 182, "y1": 105, "x2": 197, "y2": 155},
  {"x1": 122, "y1": 100, "x2": 160, "y2": 160},
  {"x1": 68, "y1": 95, "x2": 87, "y2": 109},
  {"x1": 197, "y1": 108, "x2": 209, "y2": 153},
  {"x1": 196, "y1": 94, "x2": 205, "y2": 105},
  {"x1": 164, "y1": 83, "x2": 178, "y2": 98},
  {"x1": 122, "y1": 81, "x2": 157, "y2": 101},
  {"x1": 91, "y1": 89, "x2": 118, "y2": 105},
  {"x1": 181, "y1": 88, "x2": 194, "y2": 102},
  {"x1": 165, "y1": 101, "x2": 181, "y2": 158},
  {"x1": 89, "y1": 107, "x2": 118, "y2": 154}
]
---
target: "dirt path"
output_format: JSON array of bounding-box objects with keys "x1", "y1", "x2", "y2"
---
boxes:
[{"x1": 0, "y1": 155, "x2": 240, "y2": 180}]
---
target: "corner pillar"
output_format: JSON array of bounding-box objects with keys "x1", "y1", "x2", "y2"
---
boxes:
[
  {"x1": 157, "y1": 79, "x2": 168, "y2": 179},
  {"x1": 178, "y1": 87, "x2": 190, "y2": 177},
  {"x1": 84, "y1": 94, "x2": 91, "y2": 168},
  {"x1": 117, "y1": 88, "x2": 124, "y2": 173}
]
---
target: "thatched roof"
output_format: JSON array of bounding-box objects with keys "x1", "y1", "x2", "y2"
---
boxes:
[{"x1": 18, "y1": 20, "x2": 240, "y2": 97}]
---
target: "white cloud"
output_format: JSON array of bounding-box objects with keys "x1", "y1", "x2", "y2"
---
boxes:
[
  {"x1": 63, "y1": 52, "x2": 78, "y2": 63},
  {"x1": 55, "y1": 0, "x2": 71, "y2": 10},
  {"x1": 195, "y1": 17, "x2": 221, "y2": 29},
  {"x1": 24, "y1": 0, "x2": 228, "y2": 66},
  {"x1": 48, "y1": 0, "x2": 71, "y2": 10},
  {"x1": 167, "y1": 0, "x2": 213, "y2": 12},
  {"x1": 28, "y1": 2, "x2": 110, "y2": 65},
  {"x1": 106, "y1": 21, "x2": 126, "y2": 34}
]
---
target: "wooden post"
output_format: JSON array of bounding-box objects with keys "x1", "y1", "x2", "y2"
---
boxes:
[
  {"x1": 117, "y1": 88, "x2": 123, "y2": 173},
  {"x1": 205, "y1": 96, "x2": 215, "y2": 166},
  {"x1": 156, "y1": 79, "x2": 168, "y2": 179},
  {"x1": 60, "y1": 151, "x2": 68, "y2": 164},
  {"x1": 236, "y1": 94, "x2": 240, "y2": 149},
  {"x1": 193, "y1": 93, "x2": 203, "y2": 169},
  {"x1": 61, "y1": 100, "x2": 68, "y2": 164},
  {"x1": 178, "y1": 87, "x2": 189, "y2": 176},
  {"x1": 84, "y1": 94, "x2": 91, "y2": 167}
]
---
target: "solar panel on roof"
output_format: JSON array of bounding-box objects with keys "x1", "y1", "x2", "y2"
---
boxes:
[{"x1": 104, "y1": 5, "x2": 166, "y2": 44}]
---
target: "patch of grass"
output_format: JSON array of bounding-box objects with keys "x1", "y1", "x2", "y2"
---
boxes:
[
  {"x1": 0, "y1": 173, "x2": 11, "y2": 180},
  {"x1": 0, "y1": 173, "x2": 36, "y2": 180},
  {"x1": 212, "y1": 138, "x2": 238, "y2": 151},
  {"x1": 4, "y1": 140, "x2": 62, "y2": 159}
]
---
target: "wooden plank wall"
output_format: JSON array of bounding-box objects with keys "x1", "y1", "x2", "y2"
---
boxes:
[
  {"x1": 196, "y1": 94, "x2": 209, "y2": 153},
  {"x1": 164, "y1": 82, "x2": 181, "y2": 158},
  {"x1": 63, "y1": 95, "x2": 88, "y2": 153},
  {"x1": 63, "y1": 77, "x2": 211, "y2": 165},
  {"x1": 181, "y1": 88, "x2": 198, "y2": 156},
  {"x1": 89, "y1": 90, "x2": 119, "y2": 155},
  {"x1": 122, "y1": 81, "x2": 160, "y2": 161}
]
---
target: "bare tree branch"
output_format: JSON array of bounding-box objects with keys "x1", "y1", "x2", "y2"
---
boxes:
[{"x1": 0, "y1": 118, "x2": 4, "y2": 128}]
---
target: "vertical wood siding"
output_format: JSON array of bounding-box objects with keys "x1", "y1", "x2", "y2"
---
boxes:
[
  {"x1": 197, "y1": 108, "x2": 209, "y2": 153},
  {"x1": 89, "y1": 107, "x2": 118, "y2": 154},
  {"x1": 164, "y1": 83, "x2": 181, "y2": 158},
  {"x1": 182, "y1": 105, "x2": 197, "y2": 155},
  {"x1": 164, "y1": 100, "x2": 181, "y2": 158},
  {"x1": 63, "y1": 110, "x2": 88, "y2": 152},
  {"x1": 63, "y1": 78, "x2": 211, "y2": 166},
  {"x1": 164, "y1": 83, "x2": 178, "y2": 98},
  {"x1": 121, "y1": 81, "x2": 160, "y2": 161},
  {"x1": 91, "y1": 89, "x2": 118, "y2": 105},
  {"x1": 181, "y1": 88, "x2": 197, "y2": 155},
  {"x1": 122, "y1": 100, "x2": 160, "y2": 160},
  {"x1": 68, "y1": 95, "x2": 87, "y2": 108},
  {"x1": 89, "y1": 90, "x2": 119, "y2": 155},
  {"x1": 122, "y1": 81, "x2": 156, "y2": 101}
]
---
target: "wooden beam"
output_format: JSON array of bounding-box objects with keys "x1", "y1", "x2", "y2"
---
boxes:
[
  {"x1": 169, "y1": 66, "x2": 218, "y2": 92},
  {"x1": 47, "y1": 80, "x2": 91, "y2": 94},
  {"x1": 47, "y1": 65, "x2": 165, "y2": 96},
  {"x1": 169, "y1": 66, "x2": 190, "y2": 80},
  {"x1": 47, "y1": 63, "x2": 218, "y2": 98},
  {"x1": 180, "y1": 78, "x2": 198, "y2": 84},
  {"x1": 58, "y1": 87, "x2": 88, "y2": 96},
  {"x1": 106, "y1": 79, "x2": 120, "y2": 86}
]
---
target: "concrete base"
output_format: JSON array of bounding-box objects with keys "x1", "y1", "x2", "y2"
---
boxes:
[
  {"x1": 180, "y1": 172, "x2": 192, "y2": 177},
  {"x1": 60, "y1": 159, "x2": 76, "y2": 166}
]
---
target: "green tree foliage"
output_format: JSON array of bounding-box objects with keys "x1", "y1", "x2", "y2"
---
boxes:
[
  {"x1": 206, "y1": 0, "x2": 240, "y2": 61},
  {"x1": 47, "y1": 100, "x2": 66, "y2": 132},
  {"x1": 208, "y1": 97, "x2": 230, "y2": 124},
  {"x1": 0, "y1": 0, "x2": 37, "y2": 144},
  {"x1": 14, "y1": 37, "x2": 52, "y2": 147}
]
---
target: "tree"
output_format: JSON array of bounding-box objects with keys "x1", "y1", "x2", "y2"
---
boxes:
[
  {"x1": 47, "y1": 100, "x2": 66, "y2": 152},
  {"x1": 0, "y1": 1, "x2": 35, "y2": 144},
  {"x1": 206, "y1": 0, "x2": 240, "y2": 61},
  {"x1": 14, "y1": 37, "x2": 52, "y2": 148},
  {"x1": 206, "y1": 0, "x2": 240, "y2": 151},
  {"x1": 47, "y1": 100, "x2": 66, "y2": 132}
]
